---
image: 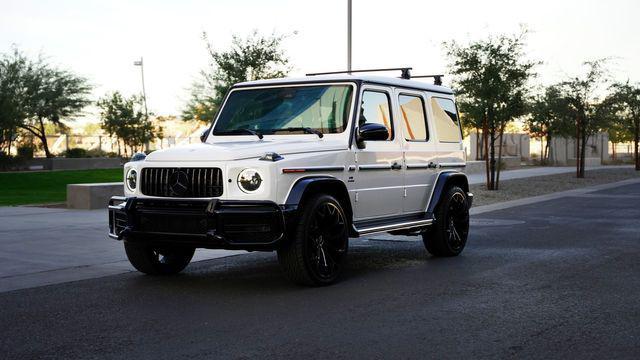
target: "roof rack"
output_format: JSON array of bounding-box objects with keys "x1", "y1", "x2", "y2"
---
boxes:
[
  {"x1": 411, "y1": 74, "x2": 444, "y2": 86},
  {"x1": 306, "y1": 67, "x2": 445, "y2": 86},
  {"x1": 306, "y1": 67, "x2": 413, "y2": 80}
]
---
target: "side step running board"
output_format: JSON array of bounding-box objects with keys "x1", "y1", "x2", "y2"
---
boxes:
[{"x1": 353, "y1": 216, "x2": 434, "y2": 236}]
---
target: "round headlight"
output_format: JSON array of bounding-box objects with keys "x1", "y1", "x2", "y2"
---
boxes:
[
  {"x1": 237, "y1": 169, "x2": 262, "y2": 193},
  {"x1": 126, "y1": 169, "x2": 137, "y2": 191}
]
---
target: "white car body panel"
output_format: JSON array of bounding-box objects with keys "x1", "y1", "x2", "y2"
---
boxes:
[{"x1": 122, "y1": 75, "x2": 465, "y2": 223}]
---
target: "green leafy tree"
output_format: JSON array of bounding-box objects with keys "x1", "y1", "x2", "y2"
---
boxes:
[
  {"x1": 556, "y1": 60, "x2": 611, "y2": 178},
  {"x1": 445, "y1": 31, "x2": 537, "y2": 190},
  {"x1": 525, "y1": 85, "x2": 574, "y2": 162},
  {"x1": 607, "y1": 81, "x2": 640, "y2": 170},
  {"x1": 182, "y1": 31, "x2": 291, "y2": 122},
  {"x1": 97, "y1": 92, "x2": 157, "y2": 156},
  {"x1": 0, "y1": 49, "x2": 31, "y2": 154},
  {"x1": 19, "y1": 55, "x2": 91, "y2": 158}
]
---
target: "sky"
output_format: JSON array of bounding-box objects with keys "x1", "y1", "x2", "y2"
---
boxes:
[{"x1": 2, "y1": 0, "x2": 639, "y2": 119}]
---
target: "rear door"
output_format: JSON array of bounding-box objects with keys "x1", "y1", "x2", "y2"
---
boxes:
[
  {"x1": 351, "y1": 85, "x2": 404, "y2": 220},
  {"x1": 396, "y1": 89, "x2": 440, "y2": 214}
]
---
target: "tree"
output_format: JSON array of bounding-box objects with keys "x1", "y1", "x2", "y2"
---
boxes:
[
  {"x1": 97, "y1": 91, "x2": 157, "y2": 156},
  {"x1": 556, "y1": 60, "x2": 610, "y2": 178},
  {"x1": 0, "y1": 49, "x2": 30, "y2": 154},
  {"x1": 182, "y1": 31, "x2": 291, "y2": 122},
  {"x1": 607, "y1": 81, "x2": 640, "y2": 170},
  {"x1": 15, "y1": 53, "x2": 92, "y2": 158},
  {"x1": 445, "y1": 31, "x2": 537, "y2": 190},
  {"x1": 525, "y1": 85, "x2": 574, "y2": 163}
]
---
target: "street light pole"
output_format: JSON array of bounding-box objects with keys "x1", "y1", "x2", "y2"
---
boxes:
[
  {"x1": 133, "y1": 57, "x2": 149, "y2": 118},
  {"x1": 133, "y1": 57, "x2": 149, "y2": 152},
  {"x1": 347, "y1": 0, "x2": 352, "y2": 73}
]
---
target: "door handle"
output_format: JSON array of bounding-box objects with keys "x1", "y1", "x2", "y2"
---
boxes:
[
  {"x1": 391, "y1": 162, "x2": 402, "y2": 170},
  {"x1": 427, "y1": 162, "x2": 439, "y2": 169}
]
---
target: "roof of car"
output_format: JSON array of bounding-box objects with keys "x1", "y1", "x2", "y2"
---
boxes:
[{"x1": 234, "y1": 75, "x2": 454, "y2": 95}]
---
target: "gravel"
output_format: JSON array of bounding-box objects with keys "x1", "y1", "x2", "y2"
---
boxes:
[{"x1": 471, "y1": 167, "x2": 640, "y2": 206}]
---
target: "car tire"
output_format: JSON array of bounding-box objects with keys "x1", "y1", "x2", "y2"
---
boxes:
[
  {"x1": 422, "y1": 186, "x2": 469, "y2": 257},
  {"x1": 124, "y1": 242, "x2": 195, "y2": 275},
  {"x1": 277, "y1": 194, "x2": 349, "y2": 286}
]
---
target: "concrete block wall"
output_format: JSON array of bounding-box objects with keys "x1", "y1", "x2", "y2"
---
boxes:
[{"x1": 67, "y1": 182, "x2": 123, "y2": 210}]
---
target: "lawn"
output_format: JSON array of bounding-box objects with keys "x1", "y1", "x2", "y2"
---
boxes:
[{"x1": 0, "y1": 168, "x2": 123, "y2": 206}]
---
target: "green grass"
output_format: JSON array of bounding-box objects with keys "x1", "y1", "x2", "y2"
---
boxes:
[{"x1": 0, "y1": 168, "x2": 123, "y2": 206}]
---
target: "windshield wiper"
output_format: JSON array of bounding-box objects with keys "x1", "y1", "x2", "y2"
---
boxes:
[
  {"x1": 214, "y1": 128, "x2": 264, "y2": 139},
  {"x1": 276, "y1": 127, "x2": 324, "y2": 138}
]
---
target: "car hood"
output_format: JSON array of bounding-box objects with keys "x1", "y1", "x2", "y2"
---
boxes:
[{"x1": 145, "y1": 139, "x2": 346, "y2": 162}]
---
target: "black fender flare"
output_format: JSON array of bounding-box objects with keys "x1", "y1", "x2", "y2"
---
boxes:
[
  {"x1": 285, "y1": 176, "x2": 353, "y2": 223},
  {"x1": 426, "y1": 171, "x2": 470, "y2": 214}
]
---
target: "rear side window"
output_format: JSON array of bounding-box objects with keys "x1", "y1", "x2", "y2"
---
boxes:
[
  {"x1": 431, "y1": 97, "x2": 461, "y2": 142},
  {"x1": 360, "y1": 90, "x2": 393, "y2": 140},
  {"x1": 398, "y1": 94, "x2": 428, "y2": 141}
]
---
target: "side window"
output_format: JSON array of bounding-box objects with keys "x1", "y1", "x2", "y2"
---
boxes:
[
  {"x1": 398, "y1": 94, "x2": 428, "y2": 141},
  {"x1": 431, "y1": 97, "x2": 461, "y2": 142},
  {"x1": 360, "y1": 90, "x2": 393, "y2": 140}
]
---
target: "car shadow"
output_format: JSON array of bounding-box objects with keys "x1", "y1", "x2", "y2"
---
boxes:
[{"x1": 120, "y1": 239, "x2": 469, "y2": 295}]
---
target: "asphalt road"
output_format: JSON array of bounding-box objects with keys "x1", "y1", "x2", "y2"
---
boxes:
[{"x1": 1, "y1": 183, "x2": 639, "y2": 359}]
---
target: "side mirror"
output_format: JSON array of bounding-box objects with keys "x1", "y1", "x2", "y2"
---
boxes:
[
  {"x1": 200, "y1": 128, "x2": 210, "y2": 143},
  {"x1": 357, "y1": 123, "x2": 389, "y2": 148}
]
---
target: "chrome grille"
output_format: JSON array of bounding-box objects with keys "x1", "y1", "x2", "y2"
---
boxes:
[{"x1": 140, "y1": 168, "x2": 223, "y2": 198}]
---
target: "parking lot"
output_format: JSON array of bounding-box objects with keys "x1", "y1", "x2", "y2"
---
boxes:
[{"x1": 1, "y1": 180, "x2": 639, "y2": 358}]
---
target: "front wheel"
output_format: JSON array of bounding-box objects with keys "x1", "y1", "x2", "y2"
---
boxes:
[
  {"x1": 277, "y1": 194, "x2": 349, "y2": 286},
  {"x1": 422, "y1": 186, "x2": 469, "y2": 257},
  {"x1": 124, "y1": 242, "x2": 195, "y2": 275}
]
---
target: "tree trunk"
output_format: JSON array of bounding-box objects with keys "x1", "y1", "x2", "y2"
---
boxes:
[
  {"x1": 496, "y1": 125, "x2": 505, "y2": 190},
  {"x1": 483, "y1": 115, "x2": 490, "y2": 189},
  {"x1": 611, "y1": 142, "x2": 617, "y2": 161},
  {"x1": 489, "y1": 120, "x2": 496, "y2": 191},
  {"x1": 544, "y1": 135, "x2": 551, "y2": 162},
  {"x1": 36, "y1": 117, "x2": 53, "y2": 158},
  {"x1": 575, "y1": 115, "x2": 581, "y2": 178},
  {"x1": 579, "y1": 129, "x2": 587, "y2": 178},
  {"x1": 634, "y1": 121, "x2": 639, "y2": 171},
  {"x1": 475, "y1": 128, "x2": 480, "y2": 160}
]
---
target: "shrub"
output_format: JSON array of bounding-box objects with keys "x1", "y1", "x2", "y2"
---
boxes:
[
  {"x1": 63, "y1": 148, "x2": 88, "y2": 158},
  {"x1": 16, "y1": 145, "x2": 34, "y2": 159}
]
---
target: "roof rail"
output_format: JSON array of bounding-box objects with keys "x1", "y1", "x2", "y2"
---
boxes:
[
  {"x1": 306, "y1": 67, "x2": 413, "y2": 80},
  {"x1": 411, "y1": 74, "x2": 444, "y2": 86}
]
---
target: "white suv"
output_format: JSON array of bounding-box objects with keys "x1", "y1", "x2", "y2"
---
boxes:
[{"x1": 108, "y1": 71, "x2": 473, "y2": 285}]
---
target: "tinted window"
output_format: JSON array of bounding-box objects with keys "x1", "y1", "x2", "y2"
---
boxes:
[
  {"x1": 359, "y1": 90, "x2": 393, "y2": 140},
  {"x1": 431, "y1": 97, "x2": 460, "y2": 142},
  {"x1": 399, "y1": 94, "x2": 428, "y2": 141},
  {"x1": 213, "y1": 85, "x2": 353, "y2": 136}
]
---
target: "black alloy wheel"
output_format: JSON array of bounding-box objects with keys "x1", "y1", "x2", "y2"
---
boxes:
[
  {"x1": 278, "y1": 194, "x2": 349, "y2": 285},
  {"x1": 423, "y1": 186, "x2": 469, "y2": 257}
]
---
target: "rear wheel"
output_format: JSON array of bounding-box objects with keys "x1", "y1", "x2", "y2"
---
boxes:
[
  {"x1": 277, "y1": 194, "x2": 349, "y2": 286},
  {"x1": 124, "y1": 242, "x2": 195, "y2": 275},
  {"x1": 422, "y1": 186, "x2": 469, "y2": 257}
]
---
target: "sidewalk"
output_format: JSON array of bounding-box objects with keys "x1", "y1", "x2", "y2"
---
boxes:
[
  {"x1": 0, "y1": 206, "x2": 244, "y2": 293},
  {"x1": 467, "y1": 164, "x2": 631, "y2": 185}
]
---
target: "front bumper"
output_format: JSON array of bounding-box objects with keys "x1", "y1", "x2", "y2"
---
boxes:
[{"x1": 108, "y1": 196, "x2": 296, "y2": 251}]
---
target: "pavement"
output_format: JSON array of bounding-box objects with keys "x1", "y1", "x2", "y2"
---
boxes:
[
  {"x1": 0, "y1": 173, "x2": 639, "y2": 358},
  {"x1": 0, "y1": 165, "x2": 634, "y2": 293},
  {"x1": 0, "y1": 207, "x2": 245, "y2": 292},
  {"x1": 466, "y1": 164, "x2": 631, "y2": 184}
]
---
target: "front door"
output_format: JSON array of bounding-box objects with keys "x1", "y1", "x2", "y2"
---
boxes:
[{"x1": 351, "y1": 86, "x2": 404, "y2": 220}]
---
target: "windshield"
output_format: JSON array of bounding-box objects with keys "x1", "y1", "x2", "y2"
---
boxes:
[{"x1": 212, "y1": 85, "x2": 354, "y2": 136}]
